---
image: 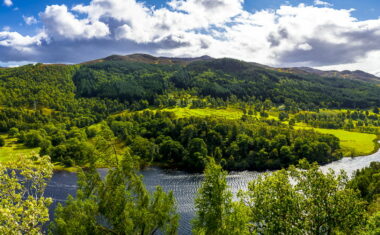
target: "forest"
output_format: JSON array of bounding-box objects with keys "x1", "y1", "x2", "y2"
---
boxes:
[{"x1": 0, "y1": 56, "x2": 379, "y2": 234}]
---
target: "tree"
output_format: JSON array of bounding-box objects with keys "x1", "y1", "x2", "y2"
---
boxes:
[
  {"x1": 159, "y1": 139, "x2": 186, "y2": 163},
  {"x1": 50, "y1": 152, "x2": 179, "y2": 235},
  {"x1": 192, "y1": 158, "x2": 249, "y2": 235},
  {"x1": 24, "y1": 130, "x2": 44, "y2": 148},
  {"x1": 349, "y1": 161, "x2": 380, "y2": 203},
  {"x1": 0, "y1": 137, "x2": 4, "y2": 147},
  {"x1": 360, "y1": 212, "x2": 380, "y2": 235},
  {"x1": 243, "y1": 169, "x2": 304, "y2": 234},
  {"x1": 243, "y1": 160, "x2": 366, "y2": 234},
  {"x1": 130, "y1": 136, "x2": 158, "y2": 164},
  {"x1": 8, "y1": 127, "x2": 19, "y2": 137},
  {"x1": 278, "y1": 112, "x2": 289, "y2": 121},
  {"x1": 373, "y1": 107, "x2": 379, "y2": 114},
  {"x1": 0, "y1": 155, "x2": 53, "y2": 234}
]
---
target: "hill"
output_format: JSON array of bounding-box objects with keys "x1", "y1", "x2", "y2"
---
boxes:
[
  {"x1": 83, "y1": 53, "x2": 213, "y2": 65},
  {"x1": 83, "y1": 54, "x2": 380, "y2": 83},
  {"x1": 280, "y1": 67, "x2": 380, "y2": 84},
  {"x1": 0, "y1": 55, "x2": 380, "y2": 110},
  {"x1": 0, "y1": 54, "x2": 379, "y2": 172}
]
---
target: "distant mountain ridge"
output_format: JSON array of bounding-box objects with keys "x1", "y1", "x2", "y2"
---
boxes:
[
  {"x1": 278, "y1": 67, "x2": 380, "y2": 84},
  {"x1": 82, "y1": 54, "x2": 214, "y2": 66},
  {"x1": 82, "y1": 53, "x2": 380, "y2": 84}
]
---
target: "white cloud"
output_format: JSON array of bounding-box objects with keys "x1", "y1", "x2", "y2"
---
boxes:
[
  {"x1": 23, "y1": 16, "x2": 38, "y2": 25},
  {"x1": 40, "y1": 5, "x2": 110, "y2": 40},
  {"x1": 0, "y1": 0, "x2": 380, "y2": 74},
  {"x1": 314, "y1": 0, "x2": 333, "y2": 7},
  {"x1": 3, "y1": 0, "x2": 12, "y2": 7},
  {"x1": 0, "y1": 31, "x2": 46, "y2": 55},
  {"x1": 317, "y1": 50, "x2": 380, "y2": 74},
  {"x1": 2, "y1": 26, "x2": 10, "y2": 31}
]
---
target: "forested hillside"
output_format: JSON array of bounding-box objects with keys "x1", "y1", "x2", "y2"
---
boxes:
[
  {"x1": 73, "y1": 57, "x2": 380, "y2": 109},
  {"x1": 0, "y1": 55, "x2": 379, "y2": 171},
  {"x1": 1, "y1": 55, "x2": 380, "y2": 112}
]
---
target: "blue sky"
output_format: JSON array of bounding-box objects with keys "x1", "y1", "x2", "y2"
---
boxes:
[
  {"x1": 2, "y1": 0, "x2": 379, "y2": 35},
  {"x1": 1, "y1": 0, "x2": 380, "y2": 74}
]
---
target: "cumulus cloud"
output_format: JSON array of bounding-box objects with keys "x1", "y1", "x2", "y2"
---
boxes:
[
  {"x1": 40, "y1": 5, "x2": 110, "y2": 40},
  {"x1": 23, "y1": 16, "x2": 38, "y2": 25},
  {"x1": 0, "y1": 0, "x2": 380, "y2": 74},
  {"x1": 3, "y1": 0, "x2": 12, "y2": 7}
]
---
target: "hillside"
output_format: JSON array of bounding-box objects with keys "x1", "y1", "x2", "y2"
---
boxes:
[
  {"x1": 84, "y1": 53, "x2": 380, "y2": 83},
  {"x1": 76, "y1": 56, "x2": 380, "y2": 109},
  {"x1": 83, "y1": 54, "x2": 213, "y2": 66},
  {"x1": 280, "y1": 67, "x2": 380, "y2": 84},
  {"x1": 0, "y1": 54, "x2": 379, "y2": 173},
  {"x1": 0, "y1": 55, "x2": 380, "y2": 112}
]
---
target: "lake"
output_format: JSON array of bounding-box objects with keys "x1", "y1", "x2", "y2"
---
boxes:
[{"x1": 45, "y1": 147, "x2": 380, "y2": 234}]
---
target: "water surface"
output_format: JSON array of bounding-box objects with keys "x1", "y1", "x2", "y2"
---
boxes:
[{"x1": 46, "y1": 148, "x2": 380, "y2": 234}]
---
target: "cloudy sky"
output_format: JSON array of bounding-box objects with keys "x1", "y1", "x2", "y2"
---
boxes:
[{"x1": 1, "y1": 0, "x2": 380, "y2": 75}]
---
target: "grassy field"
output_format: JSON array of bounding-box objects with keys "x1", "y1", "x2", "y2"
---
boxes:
[
  {"x1": 160, "y1": 107, "x2": 245, "y2": 119},
  {"x1": 0, "y1": 134, "x2": 40, "y2": 162},
  {"x1": 131, "y1": 107, "x2": 280, "y2": 120},
  {"x1": 294, "y1": 125, "x2": 378, "y2": 156}
]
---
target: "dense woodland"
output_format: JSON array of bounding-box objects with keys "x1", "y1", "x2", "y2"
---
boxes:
[
  {"x1": 0, "y1": 57, "x2": 379, "y2": 234},
  {"x1": 1, "y1": 59, "x2": 379, "y2": 170},
  {"x1": 0, "y1": 59, "x2": 368, "y2": 171}
]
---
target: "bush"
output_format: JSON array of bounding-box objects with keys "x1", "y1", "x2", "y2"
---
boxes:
[
  {"x1": 0, "y1": 137, "x2": 5, "y2": 147},
  {"x1": 8, "y1": 128, "x2": 19, "y2": 137},
  {"x1": 24, "y1": 131, "x2": 44, "y2": 148}
]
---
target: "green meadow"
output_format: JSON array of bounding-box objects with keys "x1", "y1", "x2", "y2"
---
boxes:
[
  {"x1": 0, "y1": 134, "x2": 40, "y2": 162},
  {"x1": 134, "y1": 107, "x2": 280, "y2": 120},
  {"x1": 294, "y1": 126, "x2": 378, "y2": 156}
]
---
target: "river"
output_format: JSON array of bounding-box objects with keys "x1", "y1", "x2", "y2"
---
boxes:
[{"x1": 45, "y1": 147, "x2": 380, "y2": 234}]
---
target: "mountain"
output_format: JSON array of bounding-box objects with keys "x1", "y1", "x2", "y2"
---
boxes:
[
  {"x1": 73, "y1": 56, "x2": 380, "y2": 109},
  {"x1": 83, "y1": 53, "x2": 213, "y2": 65},
  {"x1": 84, "y1": 54, "x2": 380, "y2": 84},
  {"x1": 1, "y1": 54, "x2": 380, "y2": 111},
  {"x1": 278, "y1": 67, "x2": 380, "y2": 84}
]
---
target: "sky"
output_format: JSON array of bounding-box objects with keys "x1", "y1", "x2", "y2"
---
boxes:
[{"x1": 1, "y1": 0, "x2": 380, "y2": 75}]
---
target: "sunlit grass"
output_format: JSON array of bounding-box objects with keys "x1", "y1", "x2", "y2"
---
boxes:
[
  {"x1": 294, "y1": 126, "x2": 377, "y2": 156},
  {"x1": 0, "y1": 134, "x2": 40, "y2": 162},
  {"x1": 137, "y1": 107, "x2": 280, "y2": 120}
]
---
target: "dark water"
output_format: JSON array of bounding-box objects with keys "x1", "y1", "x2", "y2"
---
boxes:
[{"x1": 46, "y1": 148, "x2": 380, "y2": 234}]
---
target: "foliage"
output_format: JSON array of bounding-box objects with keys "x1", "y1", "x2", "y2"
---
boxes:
[
  {"x1": 50, "y1": 152, "x2": 179, "y2": 235},
  {"x1": 0, "y1": 137, "x2": 4, "y2": 147},
  {"x1": 241, "y1": 160, "x2": 367, "y2": 234},
  {"x1": 360, "y1": 212, "x2": 380, "y2": 235},
  {"x1": 350, "y1": 162, "x2": 380, "y2": 210},
  {"x1": 0, "y1": 155, "x2": 53, "y2": 234},
  {"x1": 192, "y1": 158, "x2": 249, "y2": 235},
  {"x1": 109, "y1": 111, "x2": 342, "y2": 172}
]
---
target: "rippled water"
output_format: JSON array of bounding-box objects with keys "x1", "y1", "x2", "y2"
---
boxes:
[{"x1": 46, "y1": 148, "x2": 380, "y2": 234}]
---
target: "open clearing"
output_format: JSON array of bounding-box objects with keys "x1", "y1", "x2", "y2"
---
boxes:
[
  {"x1": 0, "y1": 134, "x2": 40, "y2": 162},
  {"x1": 294, "y1": 126, "x2": 377, "y2": 156}
]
